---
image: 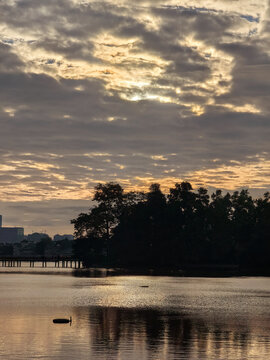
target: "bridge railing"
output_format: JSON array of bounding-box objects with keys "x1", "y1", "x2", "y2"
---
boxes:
[{"x1": 0, "y1": 256, "x2": 82, "y2": 268}]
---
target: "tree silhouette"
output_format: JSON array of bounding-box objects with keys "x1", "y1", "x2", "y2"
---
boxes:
[{"x1": 72, "y1": 182, "x2": 270, "y2": 273}]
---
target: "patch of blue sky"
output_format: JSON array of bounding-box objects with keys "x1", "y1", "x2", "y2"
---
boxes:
[
  {"x1": 162, "y1": 5, "x2": 219, "y2": 14},
  {"x1": 2, "y1": 38, "x2": 14, "y2": 44},
  {"x1": 240, "y1": 14, "x2": 260, "y2": 23},
  {"x1": 46, "y1": 59, "x2": 56, "y2": 65},
  {"x1": 249, "y1": 28, "x2": 258, "y2": 35},
  {"x1": 163, "y1": 6, "x2": 260, "y2": 24}
]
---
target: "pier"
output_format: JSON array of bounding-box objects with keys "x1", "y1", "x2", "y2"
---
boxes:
[{"x1": 0, "y1": 256, "x2": 82, "y2": 269}]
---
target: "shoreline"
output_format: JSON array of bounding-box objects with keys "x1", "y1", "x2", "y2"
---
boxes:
[
  {"x1": 1, "y1": 265, "x2": 270, "y2": 277},
  {"x1": 74, "y1": 265, "x2": 270, "y2": 278}
]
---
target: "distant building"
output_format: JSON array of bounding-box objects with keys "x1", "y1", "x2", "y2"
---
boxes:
[
  {"x1": 53, "y1": 234, "x2": 74, "y2": 241},
  {"x1": 26, "y1": 232, "x2": 50, "y2": 243},
  {"x1": 0, "y1": 215, "x2": 24, "y2": 244}
]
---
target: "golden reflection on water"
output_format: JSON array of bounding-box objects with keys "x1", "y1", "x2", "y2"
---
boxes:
[
  {"x1": 0, "y1": 273, "x2": 270, "y2": 359},
  {"x1": 77, "y1": 306, "x2": 270, "y2": 360}
]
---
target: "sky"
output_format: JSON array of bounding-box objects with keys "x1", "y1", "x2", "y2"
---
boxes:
[{"x1": 0, "y1": 0, "x2": 270, "y2": 236}]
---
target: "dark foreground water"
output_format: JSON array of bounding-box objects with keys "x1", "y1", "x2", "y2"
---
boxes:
[{"x1": 0, "y1": 269, "x2": 270, "y2": 359}]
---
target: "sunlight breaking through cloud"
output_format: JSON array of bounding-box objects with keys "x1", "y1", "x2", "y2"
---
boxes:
[
  {"x1": 0, "y1": 0, "x2": 270, "y2": 232},
  {"x1": 187, "y1": 157, "x2": 270, "y2": 190}
]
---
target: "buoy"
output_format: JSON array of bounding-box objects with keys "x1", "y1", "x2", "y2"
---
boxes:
[{"x1": 53, "y1": 316, "x2": 72, "y2": 324}]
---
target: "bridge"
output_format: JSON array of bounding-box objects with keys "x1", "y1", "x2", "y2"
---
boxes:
[{"x1": 0, "y1": 256, "x2": 82, "y2": 268}]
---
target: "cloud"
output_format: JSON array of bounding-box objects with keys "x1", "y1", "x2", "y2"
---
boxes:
[
  {"x1": 0, "y1": 199, "x2": 91, "y2": 236},
  {"x1": 0, "y1": 0, "x2": 269, "y2": 233},
  {"x1": 0, "y1": 42, "x2": 24, "y2": 72},
  {"x1": 187, "y1": 156, "x2": 270, "y2": 191}
]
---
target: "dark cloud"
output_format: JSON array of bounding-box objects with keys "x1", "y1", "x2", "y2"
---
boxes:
[
  {"x1": 33, "y1": 38, "x2": 99, "y2": 63},
  {"x1": 0, "y1": 0, "x2": 269, "y2": 233},
  {"x1": 0, "y1": 42, "x2": 24, "y2": 72}
]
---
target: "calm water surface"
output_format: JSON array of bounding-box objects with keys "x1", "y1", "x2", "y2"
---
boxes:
[{"x1": 0, "y1": 268, "x2": 270, "y2": 359}]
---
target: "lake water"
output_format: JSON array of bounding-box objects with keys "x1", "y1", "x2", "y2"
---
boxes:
[{"x1": 0, "y1": 268, "x2": 270, "y2": 359}]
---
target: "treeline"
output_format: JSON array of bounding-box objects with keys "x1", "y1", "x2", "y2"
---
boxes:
[
  {"x1": 71, "y1": 182, "x2": 270, "y2": 270},
  {"x1": 0, "y1": 238, "x2": 73, "y2": 257}
]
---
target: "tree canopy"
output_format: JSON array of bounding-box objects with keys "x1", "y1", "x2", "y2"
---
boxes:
[{"x1": 71, "y1": 182, "x2": 270, "y2": 271}]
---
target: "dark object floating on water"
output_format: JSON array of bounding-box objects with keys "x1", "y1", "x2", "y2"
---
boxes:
[
  {"x1": 140, "y1": 285, "x2": 149, "y2": 288},
  {"x1": 53, "y1": 316, "x2": 72, "y2": 324}
]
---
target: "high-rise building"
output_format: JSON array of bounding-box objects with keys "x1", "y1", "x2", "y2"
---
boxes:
[{"x1": 0, "y1": 215, "x2": 24, "y2": 244}]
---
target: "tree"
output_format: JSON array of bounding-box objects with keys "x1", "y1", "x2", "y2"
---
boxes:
[
  {"x1": 208, "y1": 190, "x2": 233, "y2": 263},
  {"x1": 146, "y1": 183, "x2": 168, "y2": 266},
  {"x1": 111, "y1": 183, "x2": 168, "y2": 267},
  {"x1": 252, "y1": 192, "x2": 270, "y2": 267},
  {"x1": 93, "y1": 182, "x2": 124, "y2": 240},
  {"x1": 71, "y1": 182, "x2": 124, "y2": 266},
  {"x1": 72, "y1": 181, "x2": 270, "y2": 273},
  {"x1": 35, "y1": 237, "x2": 52, "y2": 256},
  {"x1": 167, "y1": 182, "x2": 197, "y2": 263},
  {"x1": 230, "y1": 189, "x2": 256, "y2": 265}
]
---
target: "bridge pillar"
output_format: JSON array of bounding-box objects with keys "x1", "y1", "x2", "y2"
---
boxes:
[{"x1": 0, "y1": 257, "x2": 78, "y2": 268}]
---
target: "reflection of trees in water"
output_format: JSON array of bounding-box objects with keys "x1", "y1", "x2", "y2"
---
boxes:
[
  {"x1": 73, "y1": 307, "x2": 268, "y2": 359},
  {"x1": 90, "y1": 308, "x2": 121, "y2": 355}
]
